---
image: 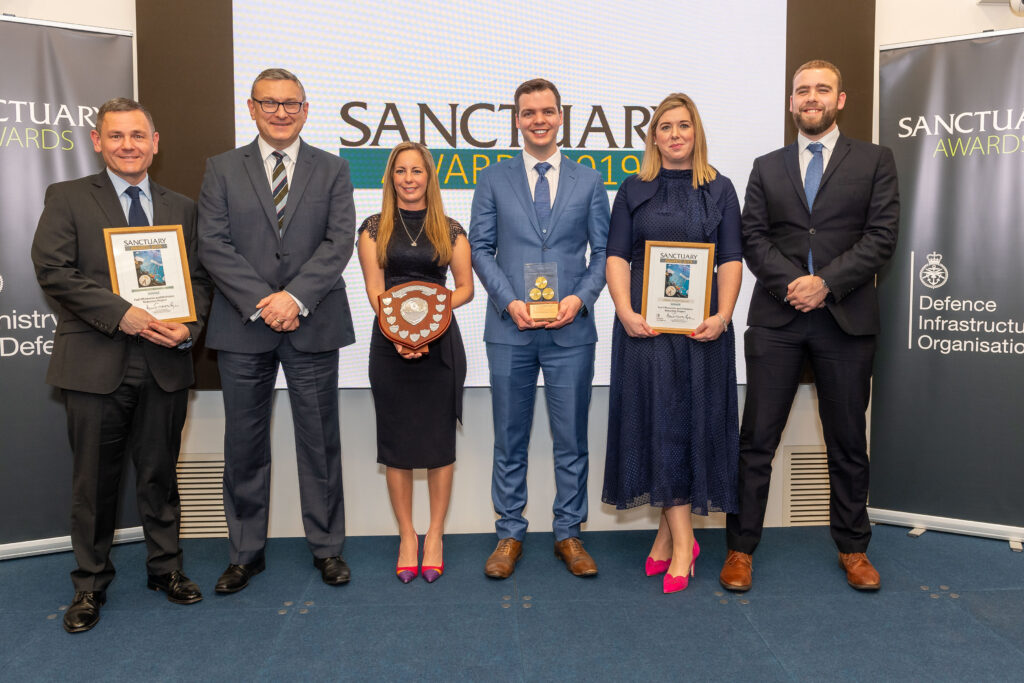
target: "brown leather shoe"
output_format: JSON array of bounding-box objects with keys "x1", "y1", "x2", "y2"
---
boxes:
[
  {"x1": 719, "y1": 550, "x2": 753, "y2": 592},
  {"x1": 484, "y1": 538, "x2": 522, "y2": 579},
  {"x1": 838, "y1": 552, "x2": 881, "y2": 591},
  {"x1": 554, "y1": 537, "x2": 598, "y2": 577}
]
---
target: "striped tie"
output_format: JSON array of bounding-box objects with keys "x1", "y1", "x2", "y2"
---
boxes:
[{"x1": 271, "y1": 151, "x2": 288, "y2": 231}]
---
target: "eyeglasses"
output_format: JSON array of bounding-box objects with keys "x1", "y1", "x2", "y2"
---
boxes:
[{"x1": 253, "y1": 99, "x2": 305, "y2": 114}]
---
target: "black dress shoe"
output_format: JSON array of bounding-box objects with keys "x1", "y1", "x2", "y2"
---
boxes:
[
  {"x1": 214, "y1": 558, "x2": 266, "y2": 594},
  {"x1": 148, "y1": 570, "x2": 203, "y2": 604},
  {"x1": 313, "y1": 556, "x2": 350, "y2": 585},
  {"x1": 63, "y1": 591, "x2": 105, "y2": 633}
]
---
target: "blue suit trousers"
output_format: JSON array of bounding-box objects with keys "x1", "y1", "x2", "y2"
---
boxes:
[{"x1": 486, "y1": 331, "x2": 594, "y2": 541}]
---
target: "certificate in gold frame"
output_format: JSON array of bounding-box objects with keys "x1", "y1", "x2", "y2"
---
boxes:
[
  {"x1": 103, "y1": 225, "x2": 197, "y2": 323},
  {"x1": 640, "y1": 240, "x2": 715, "y2": 334}
]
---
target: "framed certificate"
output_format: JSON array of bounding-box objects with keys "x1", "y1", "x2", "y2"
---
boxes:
[
  {"x1": 103, "y1": 225, "x2": 198, "y2": 323},
  {"x1": 640, "y1": 240, "x2": 715, "y2": 334}
]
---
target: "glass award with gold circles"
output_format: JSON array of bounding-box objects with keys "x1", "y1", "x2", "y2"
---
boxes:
[{"x1": 523, "y1": 262, "x2": 559, "y2": 321}]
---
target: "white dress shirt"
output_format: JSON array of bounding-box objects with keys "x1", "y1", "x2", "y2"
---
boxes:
[
  {"x1": 251, "y1": 136, "x2": 307, "y2": 318},
  {"x1": 257, "y1": 136, "x2": 301, "y2": 187},
  {"x1": 797, "y1": 126, "x2": 841, "y2": 183},
  {"x1": 107, "y1": 169, "x2": 153, "y2": 225},
  {"x1": 522, "y1": 148, "x2": 562, "y2": 207}
]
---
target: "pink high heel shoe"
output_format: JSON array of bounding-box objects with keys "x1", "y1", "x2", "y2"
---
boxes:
[
  {"x1": 645, "y1": 557, "x2": 671, "y2": 576},
  {"x1": 663, "y1": 539, "x2": 700, "y2": 594}
]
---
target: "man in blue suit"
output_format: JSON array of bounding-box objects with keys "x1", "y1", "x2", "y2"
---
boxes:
[
  {"x1": 198, "y1": 68, "x2": 356, "y2": 592},
  {"x1": 470, "y1": 78, "x2": 610, "y2": 578}
]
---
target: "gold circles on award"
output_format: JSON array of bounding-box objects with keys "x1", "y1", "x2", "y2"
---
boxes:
[
  {"x1": 542, "y1": 287, "x2": 555, "y2": 300},
  {"x1": 534, "y1": 276, "x2": 548, "y2": 289},
  {"x1": 666, "y1": 285, "x2": 677, "y2": 297},
  {"x1": 528, "y1": 288, "x2": 542, "y2": 301}
]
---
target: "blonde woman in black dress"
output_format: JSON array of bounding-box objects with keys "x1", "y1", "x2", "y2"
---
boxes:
[{"x1": 357, "y1": 142, "x2": 473, "y2": 582}]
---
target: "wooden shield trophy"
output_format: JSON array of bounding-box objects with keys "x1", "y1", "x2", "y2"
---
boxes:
[{"x1": 377, "y1": 280, "x2": 453, "y2": 353}]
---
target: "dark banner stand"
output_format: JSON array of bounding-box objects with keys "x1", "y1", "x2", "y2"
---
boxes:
[
  {"x1": 871, "y1": 29, "x2": 1024, "y2": 551},
  {"x1": 0, "y1": 17, "x2": 137, "y2": 559}
]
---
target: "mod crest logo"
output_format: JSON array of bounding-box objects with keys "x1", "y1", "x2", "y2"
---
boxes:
[{"x1": 919, "y1": 252, "x2": 949, "y2": 289}]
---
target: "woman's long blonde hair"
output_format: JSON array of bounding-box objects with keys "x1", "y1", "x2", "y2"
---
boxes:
[
  {"x1": 376, "y1": 142, "x2": 451, "y2": 267},
  {"x1": 638, "y1": 93, "x2": 717, "y2": 188}
]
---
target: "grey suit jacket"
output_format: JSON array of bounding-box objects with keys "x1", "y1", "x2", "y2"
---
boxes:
[
  {"x1": 31, "y1": 170, "x2": 212, "y2": 393},
  {"x1": 198, "y1": 138, "x2": 356, "y2": 353}
]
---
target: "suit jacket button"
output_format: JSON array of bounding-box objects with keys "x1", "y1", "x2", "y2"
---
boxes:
[
  {"x1": 809, "y1": 228, "x2": 817, "y2": 235},
  {"x1": 275, "y1": 252, "x2": 281, "y2": 260}
]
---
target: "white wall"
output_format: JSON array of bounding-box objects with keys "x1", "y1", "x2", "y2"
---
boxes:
[
  {"x1": 2, "y1": 0, "x2": 134, "y2": 29},
  {"x1": 2, "y1": 0, "x2": 137, "y2": 93}
]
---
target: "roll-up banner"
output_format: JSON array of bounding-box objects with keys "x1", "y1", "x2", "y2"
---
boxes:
[
  {"x1": 871, "y1": 29, "x2": 1024, "y2": 541},
  {"x1": 0, "y1": 18, "x2": 134, "y2": 556}
]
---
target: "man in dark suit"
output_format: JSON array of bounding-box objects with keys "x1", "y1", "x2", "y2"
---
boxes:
[
  {"x1": 720, "y1": 60, "x2": 899, "y2": 592},
  {"x1": 32, "y1": 98, "x2": 212, "y2": 633},
  {"x1": 470, "y1": 79, "x2": 609, "y2": 579},
  {"x1": 198, "y1": 68, "x2": 355, "y2": 592}
]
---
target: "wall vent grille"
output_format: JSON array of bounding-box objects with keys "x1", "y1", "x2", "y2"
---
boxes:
[
  {"x1": 177, "y1": 453, "x2": 227, "y2": 538},
  {"x1": 782, "y1": 446, "x2": 830, "y2": 527}
]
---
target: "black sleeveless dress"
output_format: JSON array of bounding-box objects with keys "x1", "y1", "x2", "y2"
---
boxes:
[{"x1": 359, "y1": 209, "x2": 467, "y2": 469}]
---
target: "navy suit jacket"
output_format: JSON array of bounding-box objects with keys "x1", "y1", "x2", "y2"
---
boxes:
[
  {"x1": 742, "y1": 134, "x2": 900, "y2": 336},
  {"x1": 32, "y1": 171, "x2": 212, "y2": 394},
  {"x1": 198, "y1": 138, "x2": 356, "y2": 353},
  {"x1": 469, "y1": 154, "x2": 609, "y2": 347}
]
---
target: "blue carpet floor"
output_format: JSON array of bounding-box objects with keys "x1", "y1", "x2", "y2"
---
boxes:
[{"x1": 1, "y1": 525, "x2": 1022, "y2": 681}]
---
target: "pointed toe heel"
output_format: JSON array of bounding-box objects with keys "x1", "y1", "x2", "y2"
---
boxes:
[
  {"x1": 422, "y1": 564, "x2": 444, "y2": 583},
  {"x1": 645, "y1": 557, "x2": 671, "y2": 576}
]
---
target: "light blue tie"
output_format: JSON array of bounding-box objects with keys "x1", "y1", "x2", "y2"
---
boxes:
[
  {"x1": 804, "y1": 142, "x2": 823, "y2": 273},
  {"x1": 533, "y1": 162, "x2": 552, "y2": 232}
]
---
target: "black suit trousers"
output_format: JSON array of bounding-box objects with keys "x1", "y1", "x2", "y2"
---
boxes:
[
  {"x1": 727, "y1": 309, "x2": 876, "y2": 554},
  {"x1": 63, "y1": 341, "x2": 187, "y2": 593}
]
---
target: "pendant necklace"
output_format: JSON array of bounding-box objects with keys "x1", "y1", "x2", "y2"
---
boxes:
[{"x1": 397, "y1": 209, "x2": 424, "y2": 247}]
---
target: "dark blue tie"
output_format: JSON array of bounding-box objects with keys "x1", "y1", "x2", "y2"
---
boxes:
[
  {"x1": 804, "y1": 142, "x2": 823, "y2": 273},
  {"x1": 533, "y1": 162, "x2": 552, "y2": 232},
  {"x1": 125, "y1": 185, "x2": 149, "y2": 227}
]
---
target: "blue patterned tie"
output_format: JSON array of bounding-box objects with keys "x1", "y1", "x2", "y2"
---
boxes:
[
  {"x1": 271, "y1": 151, "x2": 288, "y2": 231},
  {"x1": 533, "y1": 162, "x2": 552, "y2": 232},
  {"x1": 804, "y1": 142, "x2": 823, "y2": 274},
  {"x1": 125, "y1": 185, "x2": 148, "y2": 227}
]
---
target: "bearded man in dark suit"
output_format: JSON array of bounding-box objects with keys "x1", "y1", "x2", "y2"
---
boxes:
[
  {"x1": 32, "y1": 98, "x2": 212, "y2": 633},
  {"x1": 720, "y1": 60, "x2": 900, "y2": 592}
]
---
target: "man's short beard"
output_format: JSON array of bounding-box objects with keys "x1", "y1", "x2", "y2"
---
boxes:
[{"x1": 793, "y1": 108, "x2": 837, "y2": 137}]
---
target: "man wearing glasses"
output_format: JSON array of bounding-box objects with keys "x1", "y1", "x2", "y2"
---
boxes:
[{"x1": 198, "y1": 68, "x2": 356, "y2": 592}]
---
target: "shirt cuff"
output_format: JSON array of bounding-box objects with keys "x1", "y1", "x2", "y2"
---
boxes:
[{"x1": 286, "y1": 291, "x2": 309, "y2": 317}]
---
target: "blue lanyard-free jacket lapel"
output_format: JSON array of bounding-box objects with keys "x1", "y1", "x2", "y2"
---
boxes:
[
  {"x1": 508, "y1": 154, "x2": 542, "y2": 238},
  {"x1": 547, "y1": 157, "x2": 577, "y2": 238}
]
